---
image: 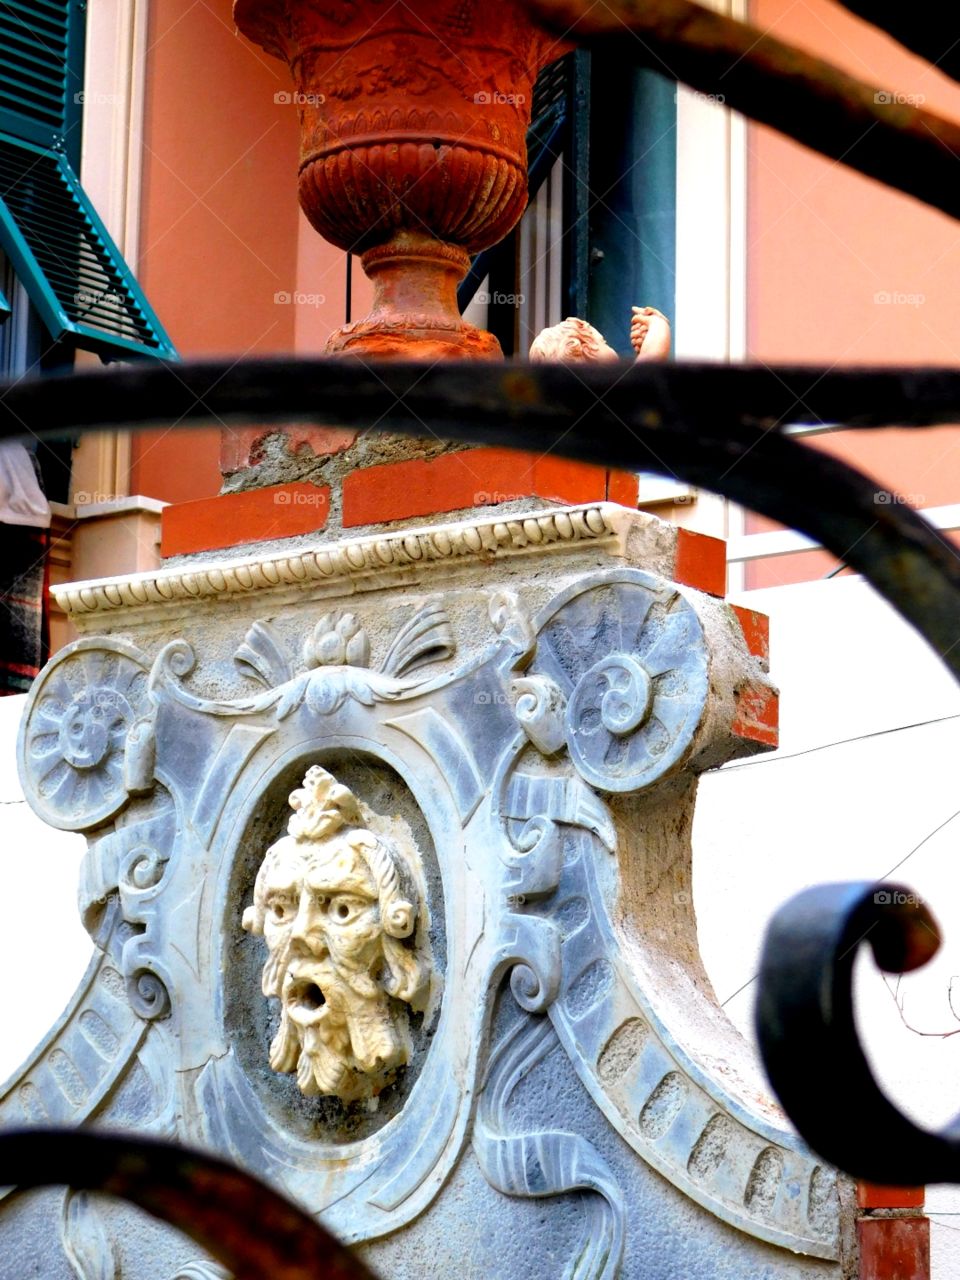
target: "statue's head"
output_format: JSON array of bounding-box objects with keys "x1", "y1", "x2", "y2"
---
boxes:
[
  {"x1": 529, "y1": 316, "x2": 618, "y2": 363},
  {"x1": 243, "y1": 765, "x2": 430, "y2": 1102}
]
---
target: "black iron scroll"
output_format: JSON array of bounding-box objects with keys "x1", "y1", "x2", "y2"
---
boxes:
[{"x1": 755, "y1": 884, "x2": 956, "y2": 1186}]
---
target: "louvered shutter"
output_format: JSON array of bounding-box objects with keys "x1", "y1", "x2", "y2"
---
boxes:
[
  {"x1": 0, "y1": 0, "x2": 176, "y2": 360},
  {"x1": 457, "y1": 54, "x2": 574, "y2": 313},
  {"x1": 527, "y1": 54, "x2": 568, "y2": 171}
]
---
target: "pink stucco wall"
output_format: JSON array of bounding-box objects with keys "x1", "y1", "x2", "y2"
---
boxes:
[
  {"x1": 746, "y1": 0, "x2": 960, "y2": 586},
  {"x1": 130, "y1": 0, "x2": 365, "y2": 503}
]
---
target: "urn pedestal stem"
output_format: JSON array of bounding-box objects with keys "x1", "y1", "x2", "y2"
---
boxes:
[{"x1": 327, "y1": 232, "x2": 500, "y2": 359}]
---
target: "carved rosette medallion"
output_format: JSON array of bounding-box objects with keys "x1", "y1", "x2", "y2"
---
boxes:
[
  {"x1": 553, "y1": 577, "x2": 709, "y2": 792},
  {"x1": 243, "y1": 765, "x2": 432, "y2": 1102},
  {"x1": 17, "y1": 637, "x2": 152, "y2": 831}
]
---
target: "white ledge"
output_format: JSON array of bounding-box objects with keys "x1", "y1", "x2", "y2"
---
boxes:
[
  {"x1": 51, "y1": 495, "x2": 167, "y2": 522},
  {"x1": 53, "y1": 502, "x2": 631, "y2": 617},
  {"x1": 727, "y1": 501, "x2": 960, "y2": 564}
]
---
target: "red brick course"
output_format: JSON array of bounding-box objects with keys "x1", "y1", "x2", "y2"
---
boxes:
[
  {"x1": 341, "y1": 448, "x2": 608, "y2": 527},
  {"x1": 607, "y1": 470, "x2": 640, "y2": 507},
  {"x1": 731, "y1": 684, "x2": 779, "y2": 748},
  {"x1": 220, "y1": 425, "x2": 358, "y2": 474},
  {"x1": 858, "y1": 1185, "x2": 925, "y2": 1211},
  {"x1": 161, "y1": 483, "x2": 330, "y2": 556},
  {"x1": 731, "y1": 604, "x2": 770, "y2": 663},
  {"x1": 858, "y1": 1217, "x2": 929, "y2": 1280},
  {"x1": 674, "y1": 528, "x2": 726, "y2": 598}
]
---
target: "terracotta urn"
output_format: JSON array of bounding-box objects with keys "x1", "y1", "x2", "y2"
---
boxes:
[{"x1": 233, "y1": 0, "x2": 567, "y2": 359}]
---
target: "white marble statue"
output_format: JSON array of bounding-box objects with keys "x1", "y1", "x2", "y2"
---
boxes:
[{"x1": 529, "y1": 306, "x2": 671, "y2": 363}]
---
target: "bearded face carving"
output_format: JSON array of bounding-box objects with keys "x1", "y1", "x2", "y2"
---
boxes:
[{"x1": 243, "y1": 766, "x2": 431, "y2": 1103}]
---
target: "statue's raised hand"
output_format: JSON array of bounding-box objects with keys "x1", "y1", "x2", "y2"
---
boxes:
[{"x1": 630, "y1": 305, "x2": 671, "y2": 360}]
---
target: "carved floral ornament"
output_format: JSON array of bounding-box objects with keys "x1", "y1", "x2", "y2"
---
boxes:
[{"x1": 242, "y1": 765, "x2": 432, "y2": 1102}]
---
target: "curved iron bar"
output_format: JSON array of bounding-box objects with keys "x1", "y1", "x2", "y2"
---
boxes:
[
  {"x1": 7, "y1": 357, "x2": 960, "y2": 434},
  {"x1": 3, "y1": 358, "x2": 960, "y2": 677},
  {"x1": 0, "y1": 1128, "x2": 378, "y2": 1280},
  {"x1": 755, "y1": 884, "x2": 958, "y2": 1185},
  {"x1": 522, "y1": 0, "x2": 960, "y2": 226}
]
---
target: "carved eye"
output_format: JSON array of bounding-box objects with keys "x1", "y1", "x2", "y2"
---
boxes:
[
  {"x1": 270, "y1": 900, "x2": 290, "y2": 921},
  {"x1": 329, "y1": 896, "x2": 366, "y2": 925}
]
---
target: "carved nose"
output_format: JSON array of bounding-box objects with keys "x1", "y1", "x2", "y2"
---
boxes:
[{"x1": 291, "y1": 894, "x2": 328, "y2": 954}]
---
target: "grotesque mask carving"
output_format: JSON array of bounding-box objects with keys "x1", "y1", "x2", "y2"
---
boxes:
[{"x1": 243, "y1": 765, "x2": 431, "y2": 1102}]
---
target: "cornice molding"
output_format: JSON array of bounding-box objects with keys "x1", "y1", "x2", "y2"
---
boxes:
[{"x1": 54, "y1": 503, "x2": 640, "y2": 618}]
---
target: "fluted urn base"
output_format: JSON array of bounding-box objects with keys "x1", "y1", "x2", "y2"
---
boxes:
[{"x1": 326, "y1": 232, "x2": 501, "y2": 360}]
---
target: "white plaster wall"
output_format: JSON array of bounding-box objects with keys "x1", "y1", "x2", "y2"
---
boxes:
[
  {"x1": 695, "y1": 574, "x2": 960, "y2": 1276},
  {"x1": 0, "y1": 696, "x2": 91, "y2": 1087}
]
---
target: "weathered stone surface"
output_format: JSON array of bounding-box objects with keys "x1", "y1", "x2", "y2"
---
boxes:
[{"x1": 5, "y1": 503, "x2": 847, "y2": 1278}]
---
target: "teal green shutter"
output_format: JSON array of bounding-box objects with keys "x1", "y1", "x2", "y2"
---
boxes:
[
  {"x1": 587, "y1": 59, "x2": 677, "y2": 357},
  {"x1": 0, "y1": 0, "x2": 176, "y2": 360}
]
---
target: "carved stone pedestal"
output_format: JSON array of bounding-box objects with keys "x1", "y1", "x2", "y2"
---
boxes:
[{"x1": 5, "y1": 503, "x2": 851, "y2": 1278}]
